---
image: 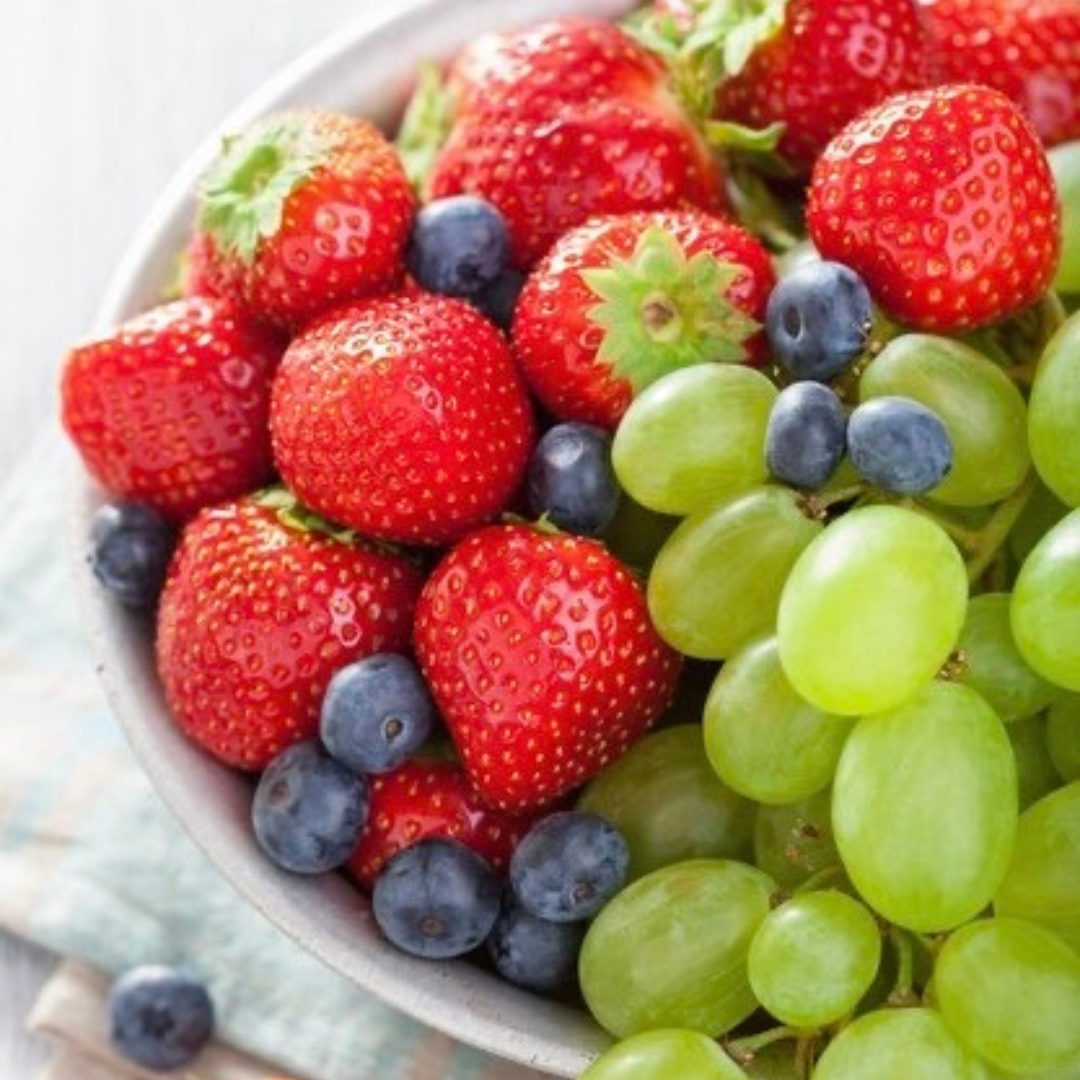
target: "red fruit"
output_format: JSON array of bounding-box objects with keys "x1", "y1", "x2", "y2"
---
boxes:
[
  {"x1": 270, "y1": 293, "x2": 535, "y2": 547},
  {"x1": 60, "y1": 296, "x2": 283, "y2": 522},
  {"x1": 195, "y1": 109, "x2": 415, "y2": 331},
  {"x1": 347, "y1": 758, "x2": 541, "y2": 889},
  {"x1": 922, "y1": 0, "x2": 1080, "y2": 146},
  {"x1": 807, "y1": 84, "x2": 1061, "y2": 332},
  {"x1": 512, "y1": 208, "x2": 775, "y2": 429},
  {"x1": 156, "y1": 493, "x2": 424, "y2": 771},
  {"x1": 413, "y1": 524, "x2": 682, "y2": 812}
]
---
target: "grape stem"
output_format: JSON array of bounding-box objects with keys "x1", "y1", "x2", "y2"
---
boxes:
[
  {"x1": 794, "y1": 1035, "x2": 818, "y2": 1080},
  {"x1": 887, "y1": 926, "x2": 919, "y2": 1007},
  {"x1": 799, "y1": 484, "x2": 867, "y2": 521},
  {"x1": 725, "y1": 1025, "x2": 801, "y2": 1064},
  {"x1": 962, "y1": 471, "x2": 1037, "y2": 584}
]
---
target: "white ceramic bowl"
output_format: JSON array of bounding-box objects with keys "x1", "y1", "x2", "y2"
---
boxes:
[{"x1": 71, "y1": 1, "x2": 642, "y2": 1074}]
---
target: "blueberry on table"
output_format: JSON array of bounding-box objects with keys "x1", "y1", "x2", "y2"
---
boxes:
[
  {"x1": 766, "y1": 381, "x2": 848, "y2": 491},
  {"x1": 407, "y1": 195, "x2": 510, "y2": 298},
  {"x1": 89, "y1": 501, "x2": 175, "y2": 608},
  {"x1": 251, "y1": 740, "x2": 369, "y2": 874},
  {"x1": 106, "y1": 964, "x2": 213, "y2": 1071},
  {"x1": 848, "y1": 396, "x2": 953, "y2": 496},
  {"x1": 510, "y1": 811, "x2": 629, "y2": 922},
  {"x1": 766, "y1": 260, "x2": 873, "y2": 382},
  {"x1": 487, "y1": 894, "x2": 585, "y2": 993},
  {"x1": 527, "y1": 422, "x2": 621, "y2": 536},
  {"x1": 320, "y1": 653, "x2": 435, "y2": 773},
  {"x1": 372, "y1": 837, "x2": 501, "y2": 960}
]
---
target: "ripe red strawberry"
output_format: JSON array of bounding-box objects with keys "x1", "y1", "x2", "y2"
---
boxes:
[
  {"x1": 413, "y1": 524, "x2": 682, "y2": 812},
  {"x1": 512, "y1": 208, "x2": 775, "y2": 429},
  {"x1": 270, "y1": 292, "x2": 535, "y2": 547},
  {"x1": 347, "y1": 758, "x2": 541, "y2": 890},
  {"x1": 807, "y1": 84, "x2": 1061, "y2": 332},
  {"x1": 156, "y1": 492, "x2": 424, "y2": 771},
  {"x1": 922, "y1": 0, "x2": 1080, "y2": 146},
  {"x1": 60, "y1": 296, "x2": 283, "y2": 522},
  {"x1": 195, "y1": 109, "x2": 415, "y2": 331}
]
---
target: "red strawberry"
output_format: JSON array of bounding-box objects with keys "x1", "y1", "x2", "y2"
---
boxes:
[
  {"x1": 270, "y1": 292, "x2": 535, "y2": 547},
  {"x1": 922, "y1": 0, "x2": 1080, "y2": 146},
  {"x1": 60, "y1": 296, "x2": 283, "y2": 522},
  {"x1": 807, "y1": 84, "x2": 1061, "y2": 332},
  {"x1": 413, "y1": 524, "x2": 682, "y2": 812},
  {"x1": 195, "y1": 109, "x2": 415, "y2": 331},
  {"x1": 156, "y1": 492, "x2": 424, "y2": 771},
  {"x1": 347, "y1": 758, "x2": 541, "y2": 890},
  {"x1": 512, "y1": 208, "x2": 774, "y2": 429}
]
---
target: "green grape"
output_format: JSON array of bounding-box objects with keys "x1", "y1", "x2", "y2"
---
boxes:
[
  {"x1": 957, "y1": 593, "x2": 1059, "y2": 721},
  {"x1": 1009, "y1": 480, "x2": 1069, "y2": 568},
  {"x1": 1049, "y1": 142, "x2": 1080, "y2": 296},
  {"x1": 935, "y1": 916, "x2": 1080, "y2": 1075},
  {"x1": 859, "y1": 334, "x2": 1030, "y2": 506},
  {"x1": 703, "y1": 636, "x2": 853, "y2": 804},
  {"x1": 577, "y1": 725, "x2": 755, "y2": 881},
  {"x1": 777, "y1": 505, "x2": 968, "y2": 716},
  {"x1": 813, "y1": 1008, "x2": 991, "y2": 1080},
  {"x1": 1009, "y1": 713, "x2": 1067, "y2": 811},
  {"x1": 1012, "y1": 508, "x2": 1080, "y2": 690},
  {"x1": 747, "y1": 890, "x2": 881, "y2": 1028},
  {"x1": 579, "y1": 859, "x2": 776, "y2": 1038},
  {"x1": 743, "y1": 1042, "x2": 799, "y2": 1080},
  {"x1": 994, "y1": 781, "x2": 1080, "y2": 953},
  {"x1": 612, "y1": 364, "x2": 777, "y2": 516},
  {"x1": 600, "y1": 494, "x2": 678, "y2": 574},
  {"x1": 1048, "y1": 694, "x2": 1080, "y2": 781},
  {"x1": 1029, "y1": 311, "x2": 1080, "y2": 506},
  {"x1": 833, "y1": 680, "x2": 1017, "y2": 932},
  {"x1": 580, "y1": 1030, "x2": 747, "y2": 1080},
  {"x1": 649, "y1": 486, "x2": 822, "y2": 660},
  {"x1": 753, "y1": 790, "x2": 839, "y2": 890}
]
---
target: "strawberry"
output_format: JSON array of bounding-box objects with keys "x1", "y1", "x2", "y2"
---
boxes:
[
  {"x1": 156, "y1": 491, "x2": 424, "y2": 771},
  {"x1": 413, "y1": 524, "x2": 682, "y2": 812},
  {"x1": 922, "y1": 0, "x2": 1080, "y2": 146},
  {"x1": 270, "y1": 292, "x2": 535, "y2": 547},
  {"x1": 807, "y1": 84, "x2": 1061, "y2": 333},
  {"x1": 195, "y1": 109, "x2": 415, "y2": 331},
  {"x1": 347, "y1": 758, "x2": 541, "y2": 890},
  {"x1": 60, "y1": 296, "x2": 283, "y2": 522},
  {"x1": 512, "y1": 208, "x2": 774, "y2": 429}
]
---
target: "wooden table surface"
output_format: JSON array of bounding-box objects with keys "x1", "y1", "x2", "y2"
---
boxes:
[{"x1": 0, "y1": 2, "x2": 387, "y2": 1074}]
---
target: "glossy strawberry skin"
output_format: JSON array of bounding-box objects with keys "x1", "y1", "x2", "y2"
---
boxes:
[
  {"x1": 922, "y1": 0, "x2": 1080, "y2": 146},
  {"x1": 347, "y1": 759, "x2": 541, "y2": 890},
  {"x1": 156, "y1": 497, "x2": 424, "y2": 771},
  {"x1": 413, "y1": 524, "x2": 682, "y2": 812},
  {"x1": 270, "y1": 293, "x2": 535, "y2": 547},
  {"x1": 512, "y1": 208, "x2": 776, "y2": 429},
  {"x1": 60, "y1": 297, "x2": 283, "y2": 522},
  {"x1": 807, "y1": 84, "x2": 1061, "y2": 333}
]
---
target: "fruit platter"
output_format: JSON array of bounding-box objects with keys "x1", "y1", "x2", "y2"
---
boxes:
[{"x1": 64, "y1": 0, "x2": 1080, "y2": 1076}]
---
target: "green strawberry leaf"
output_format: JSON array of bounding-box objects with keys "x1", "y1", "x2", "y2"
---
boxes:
[{"x1": 395, "y1": 60, "x2": 456, "y2": 199}]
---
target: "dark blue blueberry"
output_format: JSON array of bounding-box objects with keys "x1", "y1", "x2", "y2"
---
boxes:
[
  {"x1": 766, "y1": 382, "x2": 848, "y2": 490},
  {"x1": 320, "y1": 653, "x2": 435, "y2": 774},
  {"x1": 251, "y1": 740, "x2": 369, "y2": 874},
  {"x1": 470, "y1": 267, "x2": 526, "y2": 331},
  {"x1": 766, "y1": 260, "x2": 873, "y2": 382},
  {"x1": 89, "y1": 501, "x2": 175, "y2": 608},
  {"x1": 107, "y1": 964, "x2": 213, "y2": 1071},
  {"x1": 848, "y1": 396, "x2": 953, "y2": 495},
  {"x1": 487, "y1": 894, "x2": 585, "y2": 993},
  {"x1": 407, "y1": 195, "x2": 510, "y2": 298},
  {"x1": 527, "y1": 423, "x2": 621, "y2": 537},
  {"x1": 510, "y1": 811, "x2": 629, "y2": 923},
  {"x1": 372, "y1": 837, "x2": 501, "y2": 960}
]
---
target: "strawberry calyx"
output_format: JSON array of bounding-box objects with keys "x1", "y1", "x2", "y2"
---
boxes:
[
  {"x1": 395, "y1": 61, "x2": 456, "y2": 198},
  {"x1": 581, "y1": 226, "x2": 759, "y2": 392},
  {"x1": 252, "y1": 485, "x2": 365, "y2": 547}
]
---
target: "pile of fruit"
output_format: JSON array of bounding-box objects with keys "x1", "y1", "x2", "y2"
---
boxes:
[{"x1": 61, "y1": 0, "x2": 1080, "y2": 1077}]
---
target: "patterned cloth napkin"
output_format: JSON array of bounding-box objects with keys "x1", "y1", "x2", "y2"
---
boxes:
[{"x1": 0, "y1": 427, "x2": 546, "y2": 1080}]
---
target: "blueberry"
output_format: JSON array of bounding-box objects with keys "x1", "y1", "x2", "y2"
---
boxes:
[
  {"x1": 320, "y1": 654, "x2": 435, "y2": 773},
  {"x1": 251, "y1": 740, "x2": 369, "y2": 874},
  {"x1": 766, "y1": 260, "x2": 873, "y2": 382},
  {"x1": 407, "y1": 195, "x2": 510, "y2": 298},
  {"x1": 89, "y1": 501, "x2": 175, "y2": 608},
  {"x1": 766, "y1": 382, "x2": 848, "y2": 490},
  {"x1": 107, "y1": 964, "x2": 213, "y2": 1071},
  {"x1": 487, "y1": 894, "x2": 585, "y2": 993},
  {"x1": 470, "y1": 267, "x2": 526, "y2": 331},
  {"x1": 372, "y1": 837, "x2": 501, "y2": 960},
  {"x1": 527, "y1": 423, "x2": 621, "y2": 536},
  {"x1": 848, "y1": 396, "x2": 953, "y2": 495},
  {"x1": 510, "y1": 811, "x2": 629, "y2": 923}
]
